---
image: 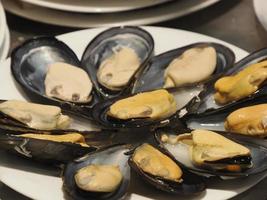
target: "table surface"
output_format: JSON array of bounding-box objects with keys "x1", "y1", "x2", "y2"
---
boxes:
[{"x1": 1, "y1": 0, "x2": 267, "y2": 199}]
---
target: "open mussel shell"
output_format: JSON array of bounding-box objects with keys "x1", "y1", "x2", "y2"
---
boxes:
[
  {"x1": 132, "y1": 42, "x2": 235, "y2": 93},
  {"x1": 81, "y1": 26, "x2": 154, "y2": 99},
  {"x1": 155, "y1": 128, "x2": 267, "y2": 177},
  {"x1": 91, "y1": 92, "x2": 184, "y2": 130},
  {"x1": 185, "y1": 48, "x2": 267, "y2": 116},
  {"x1": 128, "y1": 144, "x2": 206, "y2": 195},
  {"x1": 63, "y1": 144, "x2": 131, "y2": 200},
  {"x1": 11, "y1": 37, "x2": 98, "y2": 119},
  {"x1": 0, "y1": 130, "x2": 115, "y2": 164}
]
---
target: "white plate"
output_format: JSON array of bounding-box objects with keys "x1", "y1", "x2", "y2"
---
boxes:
[
  {"x1": 20, "y1": 0, "x2": 174, "y2": 13},
  {"x1": 0, "y1": 23, "x2": 10, "y2": 60},
  {"x1": 0, "y1": 0, "x2": 6, "y2": 49},
  {"x1": 0, "y1": 26, "x2": 262, "y2": 200},
  {"x1": 3, "y1": 0, "x2": 220, "y2": 28},
  {"x1": 253, "y1": 0, "x2": 267, "y2": 31}
]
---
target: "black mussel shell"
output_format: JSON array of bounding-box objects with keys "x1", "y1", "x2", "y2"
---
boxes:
[
  {"x1": 11, "y1": 37, "x2": 98, "y2": 119},
  {"x1": 132, "y1": 42, "x2": 235, "y2": 93},
  {"x1": 185, "y1": 48, "x2": 267, "y2": 116},
  {"x1": 128, "y1": 144, "x2": 206, "y2": 195},
  {"x1": 0, "y1": 130, "x2": 116, "y2": 164},
  {"x1": 63, "y1": 144, "x2": 131, "y2": 200},
  {"x1": 155, "y1": 128, "x2": 267, "y2": 177},
  {"x1": 81, "y1": 26, "x2": 154, "y2": 99},
  {"x1": 0, "y1": 134, "x2": 93, "y2": 164},
  {"x1": 91, "y1": 92, "x2": 185, "y2": 130}
]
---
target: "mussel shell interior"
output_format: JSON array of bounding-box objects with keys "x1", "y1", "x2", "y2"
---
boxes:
[
  {"x1": 11, "y1": 37, "x2": 98, "y2": 118},
  {"x1": 132, "y1": 42, "x2": 235, "y2": 93},
  {"x1": 63, "y1": 144, "x2": 131, "y2": 200},
  {"x1": 184, "y1": 98, "x2": 267, "y2": 131},
  {"x1": 81, "y1": 26, "x2": 154, "y2": 99},
  {"x1": 185, "y1": 111, "x2": 227, "y2": 131},
  {"x1": 155, "y1": 129, "x2": 267, "y2": 177},
  {"x1": 128, "y1": 149, "x2": 206, "y2": 195},
  {"x1": 190, "y1": 48, "x2": 267, "y2": 115}
]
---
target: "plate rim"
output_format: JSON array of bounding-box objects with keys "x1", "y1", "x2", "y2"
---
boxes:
[
  {"x1": 19, "y1": 0, "x2": 174, "y2": 13},
  {"x1": 3, "y1": 0, "x2": 221, "y2": 28}
]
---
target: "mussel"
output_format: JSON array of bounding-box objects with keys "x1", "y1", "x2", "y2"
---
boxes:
[
  {"x1": 91, "y1": 89, "x2": 185, "y2": 129},
  {"x1": 224, "y1": 104, "x2": 267, "y2": 137},
  {"x1": 0, "y1": 99, "x2": 72, "y2": 133},
  {"x1": 81, "y1": 26, "x2": 154, "y2": 99},
  {"x1": 182, "y1": 48, "x2": 267, "y2": 132},
  {"x1": 132, "y1": 42, "x2": 235, "y2": 93},
  {"x1": 0, "y1": 129, "x2": 115, "y2": 164},
  {"x1": 63, "y1": 144, "x2": 131, "y2": 200},
  {"x1": 11, "y1": 37, "x2": 98, "y2": 120},
  {"x1": 128, "y1": 143, "x2": 206, "y2": 194},
  {"x1": 185, "y1": 48, "x2": 267, "y2": 116},
  {"x1": 155, "y1": 128, "x2": 267, "y2": 177}
]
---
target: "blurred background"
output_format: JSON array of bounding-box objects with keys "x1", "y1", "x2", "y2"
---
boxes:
[{"x1": 0, "y1": 0, "x2": 266, "y2": 56}]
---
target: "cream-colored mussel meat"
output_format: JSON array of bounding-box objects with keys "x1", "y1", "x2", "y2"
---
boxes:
[
  {"x1": 225, "y1": 104, "x2": 267, "y2": 137},
  {"x1": 164, "y1": 46, "x2": 216, "y2": 88},
  {"x1": 0, "y1": 100, "x2": 71, "y2": 130},
  {"x1": 132, "y1": 143, "x2": 182, "y2": 182},
  {"x1": 162, "y1": 130, "x2": 252, "y2": 172},
  {"x1": 108, "y1": 89, "x2": 177, "y2": 120},
  {"x1": 75, "y1": 164, "x2": 123, "y2": 192},
  {"x1": 97, "y1": 47, "x2": 140, "y2": 90},
  {"x1": 214, "y1": 60, "x2": 267, "y2": 104},
  {"x1": 45, "y1": 62, "x2": 93, "y2": 102},
  {"x1": 18, "y1": 133, "x2": 88, "y2": 147}
]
